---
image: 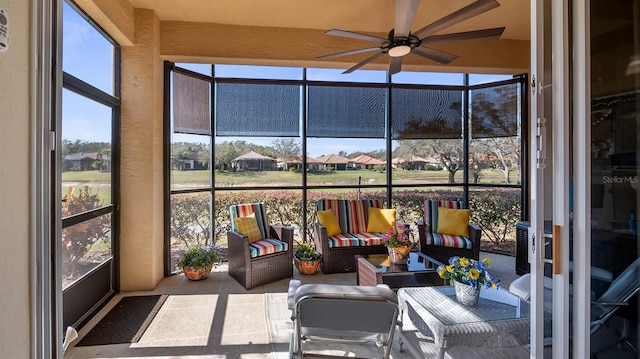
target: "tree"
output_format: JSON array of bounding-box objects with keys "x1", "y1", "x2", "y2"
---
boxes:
[
  {"x1": 171, "y1": 142, "x2": 209, "y2": 170},
  {"x1": 62, "y1": 139, "x2": 112, "y2": 156},
  {"x1": 272, "y1": 138, "x2": 301, "y2": 170},
  {"x1": 214, "y1": 141, "x2": 245, "y2": 171}
]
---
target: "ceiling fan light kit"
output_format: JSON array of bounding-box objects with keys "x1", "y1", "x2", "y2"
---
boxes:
[
  {"x1": 317, "y1": 0, "x2": 505, "y2": 75},
  {"x1": 388, "y1": 44, "x2": 412, "y2": 57}
]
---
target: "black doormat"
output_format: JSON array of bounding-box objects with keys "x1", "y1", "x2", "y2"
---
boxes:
[{"x1": 77, "y1": 295, "x2": 168, "y2": 346}]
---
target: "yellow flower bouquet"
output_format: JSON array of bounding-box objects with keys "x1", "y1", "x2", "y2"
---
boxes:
[{"x1": 437, "y1": 256, "x2": 501, "y2": 290}]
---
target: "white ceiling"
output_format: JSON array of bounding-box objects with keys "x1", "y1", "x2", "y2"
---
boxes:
[{"x1": 127, "y1": 0, "x2": 531, "y2": 41}]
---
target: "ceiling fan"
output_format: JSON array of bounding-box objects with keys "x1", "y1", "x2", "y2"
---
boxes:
[{"x1": 317, "y1": 0, "x2": 505, "y2": 75}]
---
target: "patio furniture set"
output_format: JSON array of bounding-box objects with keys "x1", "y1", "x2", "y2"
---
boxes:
[
  {"x1": 224, "y1": 198, "x2": 540, "y2": 357},
  {"x1": 224, "y1": 198, "x2": 639, "y2": 358}
]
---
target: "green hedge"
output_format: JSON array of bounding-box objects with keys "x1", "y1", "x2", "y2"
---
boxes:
[{"x1": 170, "y1": 188, "x2": 521, "y2": 255}]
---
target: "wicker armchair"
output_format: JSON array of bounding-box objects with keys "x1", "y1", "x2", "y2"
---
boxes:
[
  {"x1": 227, "y1": 202, "x2": 293, "y2": 289},
  {"x1": 417, "y1": 199, "x2": 481, "y2": 264}
]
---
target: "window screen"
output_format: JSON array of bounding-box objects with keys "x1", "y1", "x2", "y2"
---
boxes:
[
  {"x1": 471, "y1": 82, "x2": 519, "y2": 138},
  {"x1": 307, "y1": 85, "x2": 386, "y2": 138},
  {"x1": 216, "y1": 82, "x2": 300, "y2": 137},
  {"x1": 392, "y1": 87, "x2": 464, "y2": 139},
  {"x1": 173, "y1": 72, "x2": 211, "y2": 135}
]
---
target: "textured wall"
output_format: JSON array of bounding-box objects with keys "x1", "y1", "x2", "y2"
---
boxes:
[
  {"x1": 119, "y1": 9, "x2": 165, "y2": 290},
  {"x1": 0, "y1": 1, "x2": 32, "y2": 358}
]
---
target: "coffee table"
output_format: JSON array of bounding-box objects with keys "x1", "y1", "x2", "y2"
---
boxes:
[
  {"x1": 397, "y1": 286, "x2": 544, "y2": 359},
  {"x1": 355, "y1": 252, "x2": 446, "y2": 289}
]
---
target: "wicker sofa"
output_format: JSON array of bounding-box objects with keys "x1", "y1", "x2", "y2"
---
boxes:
[{"x1": 313, "y1": 199, "x2": 393, "y2": 274}]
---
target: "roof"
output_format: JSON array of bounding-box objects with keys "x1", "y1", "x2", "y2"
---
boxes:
[
  {"x1": 351, "y1": 154, "x2": 385, "y2": 165},
  {"x1": 315, "y1": 154, "x2": 351, "y2": 164},
  {"x1": 233, "y1": 151, "x2": 275, "y2": 161},
  {"x1": 278, "y1": 155, "x2": 322, "y2": 164},
  {"x1": 63, "y1": 152, "x2": 98, "y2": 161}
]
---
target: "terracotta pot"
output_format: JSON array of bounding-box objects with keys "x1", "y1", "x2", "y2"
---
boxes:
[
  {"x1": 294, "y1": 257, "x2": 321, "y2": 275},
  {"x1": 388, "y1": 246, "x2": 412, "y2": 264},
  {"x1": 183, "y1": 264, "x2": 213, "y2": 281}
]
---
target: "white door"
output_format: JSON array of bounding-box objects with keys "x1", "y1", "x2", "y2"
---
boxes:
[
  {"x1": 531, "y1": 0, "x2": 640, "y2": 357},
  {"x1": 529, "y1": 1, "x2": 572, "y2": 357}
]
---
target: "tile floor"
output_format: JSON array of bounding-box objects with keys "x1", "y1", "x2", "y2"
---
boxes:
[{"x1": 64, "y1": 252, "x2": 519, "y2": 359}]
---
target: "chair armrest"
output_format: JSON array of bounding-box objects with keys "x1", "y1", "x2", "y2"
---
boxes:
[
  {"x1": 227, "y1": 230, "x2": 252, "y2": 263},
  {"x1": 417, "y1": 220, "x2": 428, "y2": 252},
  {"x1": 270, "y1": 225, "x2": 293, "y2": 246},
  {"x1": 313, "y1": 222, "x2": 330, "y2": 255},
  {"x1": 468, "y1": 223, "x2": 481, "y2": 259},
  {"x1": 288, "y1": 279, "x2": 303, "y2": 314}
]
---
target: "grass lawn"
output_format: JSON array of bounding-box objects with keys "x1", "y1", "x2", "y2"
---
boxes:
[
  {"x1": 170, "y1": 168, "x2": 515, "y2": 187},
  {"x1": 62, "y1": 169, "x2": 516, "y2": 202}
]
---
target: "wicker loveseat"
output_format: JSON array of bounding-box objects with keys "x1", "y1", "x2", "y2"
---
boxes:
[{"x1": 313, "y1": 199, "x2": 394, "y2": 274}]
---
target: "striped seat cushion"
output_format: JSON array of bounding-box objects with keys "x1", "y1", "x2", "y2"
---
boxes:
[
  {"x1": 316, "y1": 199, "x2": 385, "y2": 234},
  {"x1": 249, "y1": 239, "x2": 289, "y2": 258},
  {"x1": 426, "y1": 233, "x2": 473, "y2": 249},
  {"x1": 327, "y1": 232, "x2": 386, "y2": 248}
]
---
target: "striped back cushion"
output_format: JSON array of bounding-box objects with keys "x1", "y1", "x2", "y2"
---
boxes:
[
  {"x1": 230, "y1": 203, "x2": 269, "y2": 239},
  {"x1": 316, "y1": 199, "x2": 384, "y2": 234},
  {"x1": 423, "y1": 200, "x2": 465, "y2": 234}
]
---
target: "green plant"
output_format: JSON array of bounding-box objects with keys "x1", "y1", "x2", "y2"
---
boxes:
[
  {"x1": 437, "y1": 256, "x2": 501, "y2": 290},
  {"x1": 177, "y1": 246, "x2": 220, "y2": 268},
  {"x1": 294, "y1": 242, "x2": 320, "y2": 260},
  {"x1": 61, "y1": 186, "x2": 111, "y2": 278}
]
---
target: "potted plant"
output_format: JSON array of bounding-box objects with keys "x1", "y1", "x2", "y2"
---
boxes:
[
  {"x1": 178, "y1": 245, "x2": 220, "y2": 281},
  {"x1": 294, "y1": 242, "x2": 321, "y2": 275},
  {"x1": 437, "y1": 256, "x2": 501, "y2": 306},
  {"x1": 381, "y1": 223, "x2": 414, "y2": 264}
]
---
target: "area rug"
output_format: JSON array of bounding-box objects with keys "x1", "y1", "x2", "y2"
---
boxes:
[{"x1": 77, "y1": 295, "x2": 168, "y2": 346}]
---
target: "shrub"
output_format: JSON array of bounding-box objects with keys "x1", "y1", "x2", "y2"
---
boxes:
[
  {"x1": 170, "y1": 193, "x2": 211, "y2": 247},
  {"x1": 61, "y1": 186, "x2": 111, "y2": 278},
  {"x1": 170, "y1": 188, "x2": 521, "y2": 256}
]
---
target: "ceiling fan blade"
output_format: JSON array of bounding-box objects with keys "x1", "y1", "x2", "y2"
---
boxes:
[
  {"x1": 316, "y1": 47, "x2": 382, "y2": 60},
  {"x1": 343, "y1": 52, "x2": 386, "y2": 74},
  {"x1": 389, "y1": 56, "x2": 403, "y2": 75},
  {"x1": 413, "y1": 0, "x2": 500, "y2": 39},
  {"x1": 325, "y1": 29, "x2": 387, "y2": 44},
  {"x1": 412, "y1": 46, "x2": 459, "y2": 64},
  {"x1": 394, "y1": 0, "x2": 420, "y2": 38},
  {"x1": 421, "y1": 27, "x2": 505, "y2": 45}
]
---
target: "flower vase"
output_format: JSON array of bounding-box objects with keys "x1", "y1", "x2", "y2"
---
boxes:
[
  {"x1": 388, "y1": 246, "x2": 411, "y2": 264},
  {"x1": 453, "y1": 280, "x2": 481, "y2": 307}
]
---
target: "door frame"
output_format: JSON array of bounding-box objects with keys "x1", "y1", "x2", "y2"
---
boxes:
[{"x1": 530, "y1": 0, "x2": 592, "y2": 356}]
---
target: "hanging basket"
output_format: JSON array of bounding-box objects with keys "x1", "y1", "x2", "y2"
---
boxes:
[
  {"x1": 453, "y1": 280, "x2": 481, "y2": 307},
  {"x1": 387, "y1": 246, "x2": 412, "y2": 265}
]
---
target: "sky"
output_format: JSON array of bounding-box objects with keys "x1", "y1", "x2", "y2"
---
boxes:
[{"x1": 62, "y1": 1, "x2": 512, "y2": 158}]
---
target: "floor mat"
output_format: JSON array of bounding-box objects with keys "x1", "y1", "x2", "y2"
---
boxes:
[{"x1": 77, "y1": 295, "x2": 168, "y2": 346}]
